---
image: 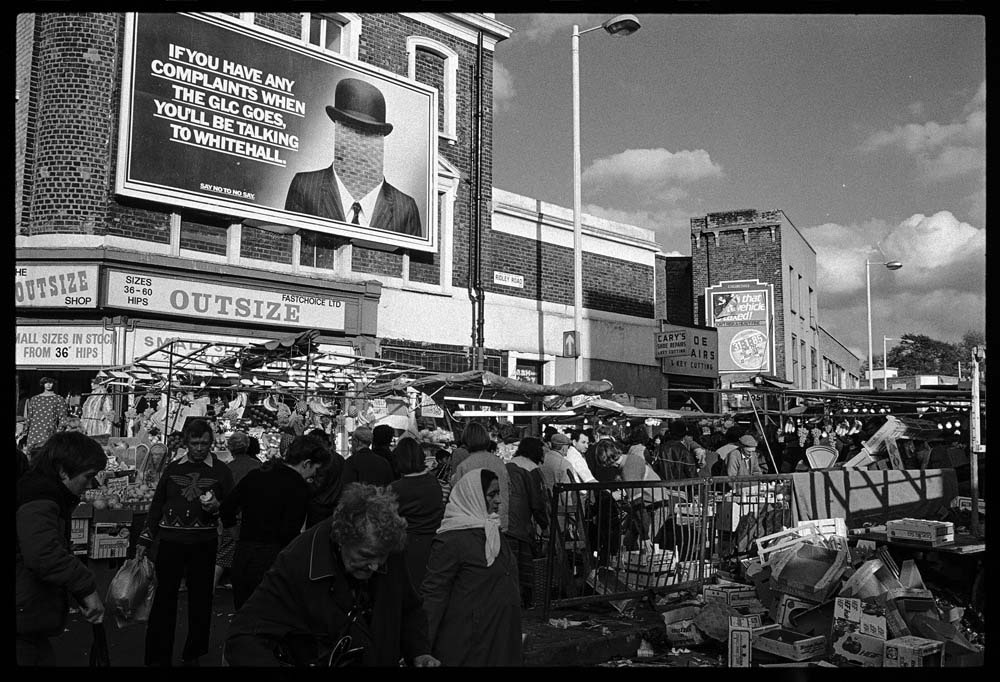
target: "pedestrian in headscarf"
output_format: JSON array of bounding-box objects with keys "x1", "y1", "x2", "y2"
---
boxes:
[{"x1": 420, "y1": 468, "x2": 522, "y2": 666}]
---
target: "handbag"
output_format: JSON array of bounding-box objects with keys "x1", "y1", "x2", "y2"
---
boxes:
[{"x1": 89, "y1": 622, "x2": 111, "y2": 667}]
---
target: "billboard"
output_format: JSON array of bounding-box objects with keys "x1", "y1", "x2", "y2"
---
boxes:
[
  {"x1": 116, "y1": 13, "x2": 437, "y2": 252},
  {"x1": 705, "y1": 279, "x2": 774, "y2": 374},
  {"x1": 657, "y1": 324, "x2": 718, "y2": 378}
]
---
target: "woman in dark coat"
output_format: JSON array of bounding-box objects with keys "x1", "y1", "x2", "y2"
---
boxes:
[
  {"x1": 420, "y1": 468, "x2": 522, "y2": 666},
  {"x1": 389, "y1": 437, "x2": 444, "y2": 591},
  {"x1": 16, "y1": 432, "x2": 108, "y2": 665}
]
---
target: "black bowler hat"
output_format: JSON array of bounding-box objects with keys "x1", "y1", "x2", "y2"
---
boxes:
[{"x1": 325, "y1": 78, "x2": 393, "y2": 135}]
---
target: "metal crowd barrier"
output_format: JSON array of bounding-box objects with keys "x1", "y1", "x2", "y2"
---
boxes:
[{"x1": 537, "y1": 475, "x2": 795, "y2": 616}]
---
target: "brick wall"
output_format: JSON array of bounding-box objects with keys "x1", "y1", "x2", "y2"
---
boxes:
[
  {"x1": 691, "y1": 222, "x2": 786, "y2": 372},
  {"x1": 252, "y1": 12, "x2": 300, "y2": 37},
  {"x1": 481, "y1": 230, "x2": 653, "y2": 317},
  {"x1": 240, "y1": 225, "x2": 293, "y2": 264},
  {"x1": 414, "y1": 47, "x2": 445, "y2": 132},
  {"x1": 15, "y1": 14, "x2": 35, "y2": 233},
  {"x1": 352, "y1": 245, "x2": 403, "y2": 277},
  {"x1": 25, "y1": 13, "x2": 120, "y2": 236},
  {"x1": 179, "y1": 217, "x2": 228, "y2": 256}
]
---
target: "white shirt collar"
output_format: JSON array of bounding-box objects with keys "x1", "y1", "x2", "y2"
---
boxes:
[
  {"x1": 334, "y1": 169, "x2": 383, "y2": 227},
  {"x1": 177, "y1": 452, "x2": 215, "y2": 467}
]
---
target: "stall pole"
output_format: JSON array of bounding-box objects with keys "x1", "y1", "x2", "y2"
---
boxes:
[
  {"x1": 969, "y1": 346, "x2": 984, "y2": 537},
  {"x1": 748, "y1": 395, "x2": 779, "y2": 474},
  {"x1": 303, "y1": 336, "x2": 312, "y2": 403},
  {"x1": 157, "y1": 341, "x2": 176, "y2": 473}
]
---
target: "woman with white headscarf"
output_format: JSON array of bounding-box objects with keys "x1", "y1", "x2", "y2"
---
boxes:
[{"x1": 420, "y1": 468, "x2": 522, "y2": 666}]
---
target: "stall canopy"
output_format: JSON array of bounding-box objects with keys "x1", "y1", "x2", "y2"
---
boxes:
[
  {"x1": 368, "y1": 369, "x2": 614, "y2": 404},
  {"x1": 93, "y1": 329, "x2": 425, "y2": 400}
]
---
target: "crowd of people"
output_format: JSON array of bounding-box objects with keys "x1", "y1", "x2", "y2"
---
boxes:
[{"x1": 18, "y1": 403, "x2": 947, "y2": 667}]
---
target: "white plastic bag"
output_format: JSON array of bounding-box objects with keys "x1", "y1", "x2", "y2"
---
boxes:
[{"x1": 106, "y1": 556, "x2": 157, "y2": 628}]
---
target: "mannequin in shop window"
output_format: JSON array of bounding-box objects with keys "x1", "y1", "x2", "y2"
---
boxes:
[{"x1": 23, "y1": 377, "x2": 68, "y2": 457}]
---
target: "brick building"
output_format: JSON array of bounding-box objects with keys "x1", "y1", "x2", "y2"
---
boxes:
[
  {"x1": 15, "y1": 11, "x2": 669, "y2": 424},
  {"x1": 687, "y1": 208, "x2": 860, "y2": 402}
]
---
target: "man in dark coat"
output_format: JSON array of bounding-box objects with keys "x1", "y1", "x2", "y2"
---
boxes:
[
  {"x1": 342, "y1": 426, "x2": 394, "y2": 486},
  {"x1": 371, "y1": 424, "x2": 397, "y2": 477},
  {"x1": 284, "y1": 78, "x2": 422, "y2": 237},
  {"x1": 17, "y1": 432, "x2": 108, "y2": 665},
  {"x1": 224, "y1": 484, "x2": 437, "y2": 667}
]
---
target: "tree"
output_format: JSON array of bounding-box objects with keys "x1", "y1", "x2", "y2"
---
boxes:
[{"x1": 886, "y1": 333, "x2": 965, "y2": 377}]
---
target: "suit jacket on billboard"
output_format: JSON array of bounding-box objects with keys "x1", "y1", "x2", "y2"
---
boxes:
[{"x1": 284, "y1": 166, "x2": 422, "y2": 236}]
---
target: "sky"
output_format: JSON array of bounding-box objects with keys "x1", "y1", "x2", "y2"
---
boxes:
[{"x1": 491, "y1": 13, "x2": 986, "y2": 363}]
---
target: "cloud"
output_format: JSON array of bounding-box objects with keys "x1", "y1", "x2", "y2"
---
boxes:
[
  {"x1": 516, "y1": 14, "x2": 606, "y2": 42},
  {"x1": 582, "y1": 148, "x2": 723, "y2": 189},
  {"x1": 807, "y1": 211, "x2": 984, "y2": 306},
  {"x1": 492, "y1": 61, "x2": 516, "y2": 112},
  {"x1": 582, "y1": 203, "x2": 693, "y2": 252},
  {"x1": 860, "y1": 81, "x2": 985, "y2": 182}
]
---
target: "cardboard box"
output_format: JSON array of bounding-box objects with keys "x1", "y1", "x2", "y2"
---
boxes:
[
  {"x1": 72, "y1": 502, "x2": 94, "y2": 519},
  {"x1": 89, "y1": 522, "x2": 131, "y2": 560},
  {"x1": 769, "y1": 543, "x2": 849, "y2": 602},
  {"x1": 661, "y1": 606, "x2": 705, "y2": 646},
  {"x1": 70, "y1": 517, "x2": 90, "y2": 556},
  {"x1": 728, "y1": 622, "x2": 753, "y2": 668},
  {"x1": 93, "y1": 508, "x2": 134, "y2": 524},
  {"x1": 752, "y1": 624, "x2": 827, "y2": 661},
  {"x1": 883, "y1": 635, "x2": 944, "y2": 667},
  {"x1": 703, "y1": 583, "x2": 758, "y2": 607},
  {"x1": 774, "y1": 593, "x2": 820, "y2": 628},
  {"x1": 755, "y1": 524, "x2": 821, "y2": 566},
  {"x1": 886, "y1": 519, "x2": 954, "y2": 546},
  {"x1": 839, "y1": 558, "x2": 904, "y2": 600},
  {"x1": 829, "y1": 597, "x2": 887, "y2": 667}
]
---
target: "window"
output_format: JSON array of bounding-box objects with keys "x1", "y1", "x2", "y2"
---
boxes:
[
  {"x1": 179, "y1": 214, "x2": 229, "y2": 257},
  {"x1": 810, "y1": 347, "x2": 818, "y2": 388},
  {"x1": 788, "y1": 266, "x2": 796, "y2": 314},
  {"x1": 302, "y1": 13, "x2": 360, "y2": 59},
  {"x1": 798, "y1": 274, "x2": 804, "y2": 319},
  {"x1": 800, "y1": 339, "x2": 807, "y2": 386},
  {"x1": 299, "y1": 230, "x2": 341, "y2": 270},
  {"x1": 407, "y1": 37, "x2": 458, "y2": 141},
  {"x1": 808, "y1": 286, "x2": 816, "y2": 328},
  {"x1": 791, "y1": 333, "x2": 798, "y2": 384}
]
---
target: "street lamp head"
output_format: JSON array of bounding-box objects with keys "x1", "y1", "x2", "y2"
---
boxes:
[
  {"x1": 602, "y1": 14, "x2": 641, "y2": 36},
  {"x1": 885, "y1": 261, "x2": 903, "y2": 270}
]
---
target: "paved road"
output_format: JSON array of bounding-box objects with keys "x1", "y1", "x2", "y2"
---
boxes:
[{"x1": 52, "y1": 557, "x2": 236, "y2": 667}]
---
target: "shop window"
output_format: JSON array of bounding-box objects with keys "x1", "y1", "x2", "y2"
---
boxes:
[
  {"x1": 514, "y1": 359, "x2": 544, "y2": 384},
  {"x1": 407, "y1": 37, "x2": 458, "y2": 141},
  {"x1": 299, "y1": 229, "x2": 341, "y2": 270},
  {"x1": 302, "y1": 13, "x2": 360, "y2": 60}
]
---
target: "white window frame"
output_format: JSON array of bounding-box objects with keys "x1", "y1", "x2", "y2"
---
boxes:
[
  {"x1": 406, "y1": 36, "x2": 458, "y2": 143},
  {"x1": 301, "y1": 13, "x2": 361, "y2": 60}
]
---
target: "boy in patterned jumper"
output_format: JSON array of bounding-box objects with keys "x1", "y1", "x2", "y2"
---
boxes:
[{"x1": 136, "y1": 418, "x2": 233, "y2": 666}]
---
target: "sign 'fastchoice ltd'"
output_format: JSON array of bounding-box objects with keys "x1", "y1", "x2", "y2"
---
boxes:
[{"x1": 105, "y1": 269, "x2": 346, "y2": 332}]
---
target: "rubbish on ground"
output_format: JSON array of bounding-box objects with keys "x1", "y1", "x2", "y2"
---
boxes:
[{"x1": 884, "y1": 635, "x2": 945, "y2": 667}]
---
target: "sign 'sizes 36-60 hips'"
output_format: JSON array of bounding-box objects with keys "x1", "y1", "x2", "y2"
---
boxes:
[{"x1": 105, "y1": 269, "x2": 346, "y2": 332}]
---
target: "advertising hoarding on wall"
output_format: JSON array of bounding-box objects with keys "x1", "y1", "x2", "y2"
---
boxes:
[
  {"x1": 657, "y1": 323, "x2": 718, "y2": 378},
  {"x1": 705, "y1": 279, "x2": 774, "y2": 374},
  {"x1": 116, "y1": 13, "x2": 437, "y2": 252},
  {"x1": 104, "y1": 268, "x2": 347, "y2": 332},
  {"x1": 15, "y1": 263, "x2": 100, "y2": 308}
]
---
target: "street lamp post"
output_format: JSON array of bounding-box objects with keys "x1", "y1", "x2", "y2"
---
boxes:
[
  {"x1": 865, "y1": 259, "x2": 902, "y2": 388},
  {"x1": 572, "y1": 14, "x2": 640, "y2": 382}
]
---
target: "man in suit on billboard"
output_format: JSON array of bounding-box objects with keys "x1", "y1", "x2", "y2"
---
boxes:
[{"x1": 285, "y1": 78, "x2": 422, "y2": 237}]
